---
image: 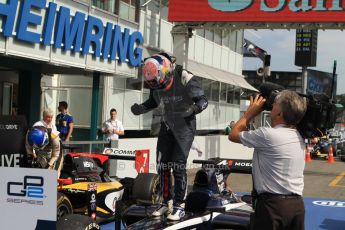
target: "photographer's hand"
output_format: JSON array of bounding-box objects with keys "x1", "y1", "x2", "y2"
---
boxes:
[
  {"x1": 245, "y1": 94, "x2": 266, "y2": 120},
  {"x1": 228, "y1": 94, "x2": 265, "y2": 143}
]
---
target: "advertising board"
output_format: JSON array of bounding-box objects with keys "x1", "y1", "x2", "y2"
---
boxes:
[
  {"x1": 307, "y1": 69, "x2": 337, "y2": 97},
  {"x1": 0, "y1": 167, "x2": 57, "y2": 230},
  {"x1": 169, "y1": 0, "x2": 345, "y2": 23},
  {"x1": 0, "y1": 115, "x2": 27, "y2": 167}
]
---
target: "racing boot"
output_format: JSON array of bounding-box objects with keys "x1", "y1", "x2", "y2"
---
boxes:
[
  {"x1": 167, "y1": 203, "x2": 185, "y2": 221},
  {"x1": 152, "y1": 200, "x2": 173, "y2": 217}
]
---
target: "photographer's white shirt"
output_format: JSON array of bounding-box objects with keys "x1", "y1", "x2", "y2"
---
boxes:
[
  {"x1": 240, "y1": 125, "x2": 305, "y2": 195},
  {"x1": 102, "y1": 119, "x2": 124, "y2": 141}
]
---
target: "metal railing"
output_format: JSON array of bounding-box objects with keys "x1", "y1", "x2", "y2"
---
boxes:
[{"x1": 61, "y1": 140, "x2": 118, "y2": 153}]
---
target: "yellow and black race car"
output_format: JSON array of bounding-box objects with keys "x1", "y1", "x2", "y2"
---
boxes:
[{"x1": 57, "y1": 152, "x2": 160, "y2": 225}]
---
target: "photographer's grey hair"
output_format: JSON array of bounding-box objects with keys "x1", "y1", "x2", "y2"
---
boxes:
[{"x1": 276, "y1": 90, "x2": 307, "y2": 126}]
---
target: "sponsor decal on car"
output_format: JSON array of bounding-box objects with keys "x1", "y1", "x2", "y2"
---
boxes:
[
  {"x1": 105, "y1": 190, "x2": 124, "y2": 212},
  {"x1": 234, "y1": 162, "x2": 253, "y2": 167},
  {"x1": 83, "y1": 161, "x2": 95, "y2": 168}
]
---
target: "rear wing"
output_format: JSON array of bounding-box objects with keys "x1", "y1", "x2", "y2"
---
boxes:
[{"x1": 193, "y1": 157, "x2": 252, "y2": 174}]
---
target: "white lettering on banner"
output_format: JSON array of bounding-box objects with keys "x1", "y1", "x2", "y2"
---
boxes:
[
  {"x1": 103, "y1": 148, "x2": 136, "y2": 156},
  {"x1": 0, "y1": 153, "x2": 20, "y2": 167},
  {"x1": 234, "y1": 162, "x2": 252, "y2": 167},
  {"x1": 313, "y1": 200, "x2": 345, "y2": 207},
  {"x1": 0, "y1": 124, "x2": 18, "y2": 130}
]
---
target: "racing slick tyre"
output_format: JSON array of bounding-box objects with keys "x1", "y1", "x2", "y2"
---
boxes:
[
  {"x1": 132, "y1": 173, "x2": 161, "y2": 204},
  {"x1": 57, "y1": 192, "x2": 73, "y2": 220},
  {"x1": 56, "y1": 214, "x2": 100, "y2": 230}
]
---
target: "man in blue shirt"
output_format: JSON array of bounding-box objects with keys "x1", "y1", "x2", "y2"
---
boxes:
[{"x1": 56, "y1": 101, "x2": 74, "y2": 141}]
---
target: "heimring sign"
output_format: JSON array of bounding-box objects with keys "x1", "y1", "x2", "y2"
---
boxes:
[{"x1": 0, "y1": 0, "x2": 144, "y2": 67}]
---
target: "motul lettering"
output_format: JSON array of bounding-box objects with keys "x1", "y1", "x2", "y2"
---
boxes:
[{"x1": 208, "y1": 0, "x2": 343, "y2": 12}]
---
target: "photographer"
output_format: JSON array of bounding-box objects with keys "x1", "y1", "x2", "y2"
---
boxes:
[{"x1": 229, "y1": 90, "x2": 307, "y2": 230}]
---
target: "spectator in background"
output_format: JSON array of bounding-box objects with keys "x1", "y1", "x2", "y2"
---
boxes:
[
  {"x1": 56, "y1": 101, "x2": 74, "y2": 141},
  {"x1": 102, "y1": 108, "x2": 124, "y2": 141},
  {"x1": 225, "y1": 121, "x2": 235, "y2": 135}
]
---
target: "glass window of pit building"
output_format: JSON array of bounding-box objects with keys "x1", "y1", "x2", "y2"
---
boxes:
[
  {"x1": 92, "y1": 0, "x2": 139, "y2": 22},
  {"x1": 195, "y1": 29, "x2": 243, "y2": 53}
]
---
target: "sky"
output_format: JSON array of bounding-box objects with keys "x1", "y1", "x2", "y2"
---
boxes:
[{"x1": 243, "y1": 30, "x2": 345, "y2": 95}]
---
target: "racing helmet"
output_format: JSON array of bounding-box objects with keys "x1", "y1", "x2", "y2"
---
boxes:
[
  {"x1": 142, "y1": 54, "x2": 174, "y2": 90},
  {"x1": 27, "y1": 126, "x2": 49, "y2": 149}
]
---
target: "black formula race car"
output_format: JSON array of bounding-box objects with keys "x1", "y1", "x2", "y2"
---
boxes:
[
  {"x1": 56, "y1": 152, "x2": 160, "y2": 226},
  {"x1": 122, "y1": 158, "x2": 254, "y2": 230}
]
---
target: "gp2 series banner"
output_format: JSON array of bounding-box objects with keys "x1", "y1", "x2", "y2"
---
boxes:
[
  {"x1": 0, "y1": 167, "x2": 57, "y2": 230},
  {"x1": 168, "y1": 0, "x2": 345, "y2": 22}
]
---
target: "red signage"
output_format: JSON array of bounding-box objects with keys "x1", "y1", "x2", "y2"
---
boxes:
[
  {"x1": 169, "y1": 0, "x2": 345, "y2": 22},
  {"x1": 135, "y1": 150, "x2": 150, "y2": 174}
]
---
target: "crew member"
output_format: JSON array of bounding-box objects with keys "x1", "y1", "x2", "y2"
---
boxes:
[
  {"x1": 26, "y1": 109, "x2": 63, "y2": 177},
  {"x1": 56, "y1": 101, "x2": 74, "y2": 141}
]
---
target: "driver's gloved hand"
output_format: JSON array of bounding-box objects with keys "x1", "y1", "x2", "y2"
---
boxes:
[
  {"x1": 181, "y1": 104, "x2": 199, "y2": 118},
  {"x1": 131, "y1": 103, "x2": 147, "y2": 115}
]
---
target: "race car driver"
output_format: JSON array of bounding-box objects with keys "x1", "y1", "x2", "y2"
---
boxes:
[{"x1": 131, "y1": 53, "x2": 208, "y2": 221}]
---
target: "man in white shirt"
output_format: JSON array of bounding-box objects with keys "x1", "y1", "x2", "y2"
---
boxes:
[
  {"x1": 229, "y1": 90, "x2": 307, "y2": 230},
  {"x1": 102, "y1": 108, "x2": 124, "y2": 141}
]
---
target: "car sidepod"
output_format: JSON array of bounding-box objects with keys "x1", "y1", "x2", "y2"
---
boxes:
[{"x1": 59, "y1": 181, "x2": 124, "y2": 221}]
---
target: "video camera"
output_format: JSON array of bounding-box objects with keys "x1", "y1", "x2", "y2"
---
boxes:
[{"x1": 256, "y1": 82, "x2": 337, "y2": 138}]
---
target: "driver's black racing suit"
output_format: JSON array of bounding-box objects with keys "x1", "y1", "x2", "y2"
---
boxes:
[{"x1": 133, "y1": 65, "x2": 208, "y2": 205}]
